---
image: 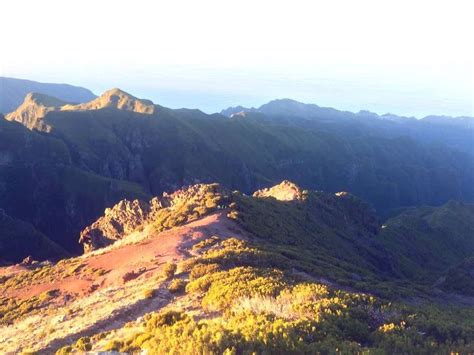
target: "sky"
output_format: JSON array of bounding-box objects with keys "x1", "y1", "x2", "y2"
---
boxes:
[{"x1": 1, "y1": 0, "x2": 473, "y2": 117}]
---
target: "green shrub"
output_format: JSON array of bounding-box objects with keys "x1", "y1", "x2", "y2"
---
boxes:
[
  {"x1": 163, "y1": 262, "x2": 177, "y2": 279},
  {"x1": 143, "y1": 289, "x2": 156, "y2": 299},
  {"x1": 190, "y1": 263, "x2": 221, "y2": 280},
  {"x1": 168, "y1": 279, "x2": 187, "y2": 293},
  {"x1": 192, "y1": 236, "x2": 220, "y2": 251},
  {"x1": 75, "y1": 337, "x2": 91, "y2": 351},
  {"x1": 103, "y1": 340, "x2": 123, "y2": 351}
]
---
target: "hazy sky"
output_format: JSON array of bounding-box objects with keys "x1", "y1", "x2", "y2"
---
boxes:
[{"x1": 1, "y1": 0, "x2": 473, "y2": 117}]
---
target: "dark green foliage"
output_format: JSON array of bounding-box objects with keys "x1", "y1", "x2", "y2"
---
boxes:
[
  {"x1": 377, "y1": 201, "x2": 474, "y2": 282},
  {"x1": 229, "y1": 192, "x2": 474, "y2": 298},
  {"x1": 229, "y1": 192, "x2": 393, "y2": 284},
  {"x1": 439, "y1": 257, "x2": 474, "y2": 296}
]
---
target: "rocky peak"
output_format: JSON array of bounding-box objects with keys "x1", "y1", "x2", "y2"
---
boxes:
[
  {"x1": 229, "y1": 111, "x2": 248, "y2": 119},
  {"x1": 65, "y1": 88, "x2": 155, "y2": 114},
  {"x1": 253, "y1": 180, "x2": 304, "y2": 201},
  {"x1": 22, "y1": 93, "x2": 68, "y2": 107}
]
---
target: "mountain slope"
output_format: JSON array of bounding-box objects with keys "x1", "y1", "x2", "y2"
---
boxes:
[
  {"x1": 34, "y1": 98, "x2": 474, "y2": 211},
  {"x1": 79, "y1": 181, "x2": 473, "y2": 295},
  {"x1": 1, "y1": 182, "x2": 473, "y2": 353},
  {"x1": 377, "y1": 201, "x2": 474, "y2": 282},
  {"x1": 0, "y1": 210, "x2": 68, "y2": 264},
  {"x1": 0, "y1": 77, "x2": 96, "y2": 114},
  {"x1": 0, "y1": 115, "x2": 149, "y2": 257}
]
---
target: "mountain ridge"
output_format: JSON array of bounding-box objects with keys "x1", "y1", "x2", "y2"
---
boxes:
[
  {"x1": 0, "y1": 77, "x2": 96, "y2": 114},
  {"x1": 5, "y1": 88, "x2": 155, "y2": 130},
  {"x1": 221, "y1": 97, "x2": 474, "y2": 124}
]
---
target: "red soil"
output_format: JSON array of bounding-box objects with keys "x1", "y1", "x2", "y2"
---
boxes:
[{"x1": 1, "y1": 212, "x2": 245, "y2": 301}]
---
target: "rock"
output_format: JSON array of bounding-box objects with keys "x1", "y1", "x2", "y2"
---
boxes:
[
  {"x1": 253, "y1": 180, "x2": 305, "y2": 201},
  {"x1": 79, "y1": 199, "x2": 158, "y2": 253},
  {"x1": 5, "y1": 93, "x2": 66, "y2": 130},
  {"x1": 20, "y1": 256, "x2": 34, "y2": 265}
]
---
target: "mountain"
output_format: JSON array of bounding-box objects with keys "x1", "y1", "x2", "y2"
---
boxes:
[
  {"x1": 4, "y1": 93, "x2": 68, "y2": 130},
  {"x1": 1, "y1": 89, "x2": 474, "y2": 262},
  {"x1": 221, "y1": 99, "x2": 474, "y2": 156},
  {"x1": 221, "y1": 98, "x2": 474, "y2": 125},
  {"x1": 5, "y1": 88, "x2": 154, "y2": 130},
  {"x1": 439, "y1": 257, "x2": 474, "y2": 296},
  {"x1": 0, "y1": 77, "x2": 96, "y2": 114},
  {"x1": 1, "y1": 182, "x2": 472, "y2": 353},
  {"x1": 423, "y1": 115, "x2": 474, "y2": 129}
]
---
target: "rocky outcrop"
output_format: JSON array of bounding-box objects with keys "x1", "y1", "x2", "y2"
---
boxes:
[
  {"x1": 253, "y1": 180, "x2": 305, "y2": 201},
  {"x1": 5, "y1": 93, "x2": 68, "y2": 130},
  {"x1": 79, "y1": 198, "x2": 162, "y2": 253},
  {"x1": 79, "y1": 183, "x2": 229, "y2": 253}
]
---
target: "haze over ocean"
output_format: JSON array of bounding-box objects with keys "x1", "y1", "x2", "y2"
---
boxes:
[{"x1": 1, "y1": 0, "x2": 473, "y2": 117}]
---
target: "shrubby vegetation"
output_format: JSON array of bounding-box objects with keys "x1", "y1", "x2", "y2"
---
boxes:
[
  {"x1": 163, "y1": 262, "x2": 177, "y2": 279},
  {"x1": 168, "y1": 279, "x2": 187, "y2": 294},
  {"x1": 0, "y1": 258, "x2": 108, "y2": 325},
  {"x1": 53, "y1": 184, "x2": 474, "y2": 354},
  {"x1": 152, "y1": 184, "x2": 230, "y2": 233},
  {"x1": 227, "y1": 192, "x2": 474, "y2": 298},
  {"x1": 61, "y1": 237, "x2": 473, "y2": 354},
  {"x1": 439, "y1": 257, "x2": 474, "y2": 296}
]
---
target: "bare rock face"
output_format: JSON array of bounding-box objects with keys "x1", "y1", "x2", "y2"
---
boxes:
[
  {"x1": 63, "y1": 88, "x2": 155, "y2": 114},
  {"x1": 253, "y1": 180, "x2": 305, "y2": 201},
  {"x1": 6, "y1": 88, "x2": 155, "y2": 131},
  {"x1": 79, "y1": 183, "x2": 227, "y2": 253},
  {"x1": 79, "y1": 198, "x2": 162, "y2": 253},
  {"x1": 5, "y1": 93, "x2": 68, "y2": 130}
]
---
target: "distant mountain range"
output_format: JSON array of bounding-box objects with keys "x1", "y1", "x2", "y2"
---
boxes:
[
  {"x1": 0, "y1": 77, "x2": 96, "y2": 114},
  {"x1": 221, "y1": 98, "x2": 474, "y2": 128}
]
